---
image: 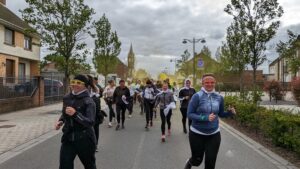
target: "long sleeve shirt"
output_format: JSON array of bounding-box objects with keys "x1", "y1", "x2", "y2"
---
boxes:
[{"x1": 187, "y1": 89, "x2": 233, "y2": 135}]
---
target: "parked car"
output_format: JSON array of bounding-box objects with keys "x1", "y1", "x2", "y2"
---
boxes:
[
  {"x1": 44, "y1": 78, "x2": 64, "y2": 97},
  {"x1": 15, "y1": 78, "x2": 63, "y2": 96}
]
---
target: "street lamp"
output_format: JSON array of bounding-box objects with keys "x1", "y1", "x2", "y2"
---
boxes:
[{"x1": 182, "y1": 37, "x2": 206, "y2": 85}]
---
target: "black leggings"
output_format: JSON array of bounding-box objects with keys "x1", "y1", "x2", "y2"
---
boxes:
[
  {"x1": 180, "y1": 108, "x2": 191, "y2": 128},
  {"x1": 59, "y1": 136, "x2": 96, "y2": 169},
  {"x1": 116, "y1": 104, "x2": 126, "y2": 125},
  {"x1": 127, "y1": 97, "x2": 133, "y2": 115},
  {"x1": 107, "y1": 101, "x2": 115, "y2": 122},
  {"x1": 187, "y1": 131, "x2": 221, "y2": 169},
  {"x1": 160, "y1": 109, "x2": 172, "y2": 135},
  {"x1": 144, "y1": 99, "x2": 154, "y2": 124}
]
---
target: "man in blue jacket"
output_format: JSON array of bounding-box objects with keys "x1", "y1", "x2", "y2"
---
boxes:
[{"x1": 184, "y1": 73, "x2": 236, "y2": 169}]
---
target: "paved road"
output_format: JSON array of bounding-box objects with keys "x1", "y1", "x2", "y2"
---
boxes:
[{"x1": 0, "y1": 106, "x2": 294, "y2": 169}]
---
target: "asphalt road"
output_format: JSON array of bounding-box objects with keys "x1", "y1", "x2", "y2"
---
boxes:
[{"x1": 0, "y1": 106, "x2": 280, "y2": 169}]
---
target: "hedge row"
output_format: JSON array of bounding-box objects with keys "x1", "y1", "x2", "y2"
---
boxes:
[{"x1": 224, "y1": 96, "x2": 300, "y2": 155}]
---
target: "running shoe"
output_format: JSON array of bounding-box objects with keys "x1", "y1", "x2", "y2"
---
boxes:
[
  {"x1": 108, "y1": 122, "x2": 112, "y2": 128},
  {"x1": 184, "y1": 159, "x2": 192, "y2": 169},
  {"x1": 161, "y1": 135, "x2": 166, "y2": 142},
  {"x1": 115, "y1": 124, "x2": 120, "y2": 130},
  {"x1": 128, "y1": 114, "x2": 132, "y2": 118}
]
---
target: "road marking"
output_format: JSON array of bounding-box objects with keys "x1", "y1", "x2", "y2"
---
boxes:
[{"x1": 131, "y1": 131, "x2": 146, "y2": 169}]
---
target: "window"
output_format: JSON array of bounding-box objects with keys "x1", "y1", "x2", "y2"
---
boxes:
[
  {"x1": 24, "y1": 36, "x2": 32, "y2": 50},
  {"x1": 4, "y1": 28, "x2": 14, "y2": 45},
  {"x1": 18, "y1": 63, "x2": 26, "y2": 83}
]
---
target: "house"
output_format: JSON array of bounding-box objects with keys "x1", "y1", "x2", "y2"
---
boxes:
[
  {"x1": 0, "y1": 0, "x2": 43, "y2": 113},
  {"x1": 0, "y1": 0, "x2": 40, "y2": 84}
]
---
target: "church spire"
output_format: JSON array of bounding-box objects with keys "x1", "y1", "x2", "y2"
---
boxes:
[{"x1": 127, "y1": 43, "x2": 135, "y2": 78}]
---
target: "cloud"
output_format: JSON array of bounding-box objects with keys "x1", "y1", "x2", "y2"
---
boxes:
[{"x1": 6, "y1": 0, "x2": 300, "y2": 76}]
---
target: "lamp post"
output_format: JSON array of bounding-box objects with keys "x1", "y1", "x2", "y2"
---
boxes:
[{"x1": 182, "y1": 38, "x2": 206, "y2": 85}]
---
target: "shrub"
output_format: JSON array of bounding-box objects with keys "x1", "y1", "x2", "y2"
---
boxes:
[
  {"x1": 224, "y1": 96, "x2": 300, "y2": 156},
  {"x1": 291, "y1": 77, "x2": 300, "y2": 105},
  {"x1": 263, "y1": 80, "x2": 285, "y2": 101}
]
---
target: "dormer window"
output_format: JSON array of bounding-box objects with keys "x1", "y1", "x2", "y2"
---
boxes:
[
  {"x1": 4, "y1": 28, "x2": 14, "y2": 45},
  {"x1": 24, "y1": 36, "x2": 32, "y2": 50}
]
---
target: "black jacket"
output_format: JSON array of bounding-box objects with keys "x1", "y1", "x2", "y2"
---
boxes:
[
  {"x1": 178, "y1": 87, "x2": 196, "y2": 108},
  {"x1": 59, "y1": 90, "x2": 96, "y2": 143},
  {"x1": 113, "y1": 86, "x2": 130, "y2": 105}
]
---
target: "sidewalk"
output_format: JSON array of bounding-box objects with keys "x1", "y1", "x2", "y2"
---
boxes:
[
  {"x1": 0, "y1": 98, "x2": 108, "y2": 157},
  {"x1": 0, "y1": 103, "x2": 62, "y2": 155}
]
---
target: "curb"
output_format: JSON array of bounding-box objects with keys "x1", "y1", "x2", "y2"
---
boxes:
[
  {"x1": 0, "y1": 130, "x2": 61, "y2": 164},
  {"x1": 220, "y1": 120, "x2": 299, "y2": 169}
]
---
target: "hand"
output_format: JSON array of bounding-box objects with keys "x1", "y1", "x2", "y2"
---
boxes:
[
  {"x1": 228, "y1": 106, "x2": 236, "y2": 115},
  {"x1": 55, "y1": 121, "x2": 63, "y2": 130},
  {"x1": 185, "y1": 96, "x2": 190, "y2": 100},
  {"x1": 65, "y1": 106, "x2": 76, "y2": 116},
  {"x1": 208, "y1": 113, "x2": 216, "y2": 122}
]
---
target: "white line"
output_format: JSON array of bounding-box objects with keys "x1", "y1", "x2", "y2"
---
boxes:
[{"x1": 131, "y1": 131, "x2": 146, "y2": 169}]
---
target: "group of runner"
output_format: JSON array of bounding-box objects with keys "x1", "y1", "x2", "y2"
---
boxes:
[
  {"x1": 55, "y1": 74, "x2": 236, "y2": 169},
  {"x1": 102, "y1": 78, "x2": 191, "y2": 142}
]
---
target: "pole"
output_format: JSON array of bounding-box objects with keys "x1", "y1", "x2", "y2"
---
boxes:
[{"x1": 193, "y1": 38, "x2": 196, "y2": 86}]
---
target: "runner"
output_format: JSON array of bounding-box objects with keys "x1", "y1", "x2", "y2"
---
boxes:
[
  {"x1": 127, "y1": 80, "x2": 135, "y2": 118},
  {"x1": 103, "y1": 80, "x2": 116, "y2": 128},
  {"x1": 113, "y1": 79, "x2": 130, "y2": 130},
  {"x1": 178, "y1": 79, "x2": 196, "y2": 134},
  {"x1": 154, "y1": 82, "x2": 176, "y2": 142},
  {"x1": 143, "y1": 79, "x2": 159, "y2": 129},
  {"x1": 184, "y1": 74, "x2": 236, "y2": 169}
]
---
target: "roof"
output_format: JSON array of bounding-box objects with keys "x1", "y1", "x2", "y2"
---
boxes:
[{"x1": 0, "y1": 4, "x2": 39, "y2": 38}]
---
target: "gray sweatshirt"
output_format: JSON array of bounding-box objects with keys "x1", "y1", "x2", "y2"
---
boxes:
[{"x1": 155, "y1": 91, "x2": 174, "y2": 109}]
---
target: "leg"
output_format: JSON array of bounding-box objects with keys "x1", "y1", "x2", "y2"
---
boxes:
[
  {"x1": 59, "y1": 142, "x2": 77, "y2": 169},
  {"x1": 149, "y1": 102, "x2": 154, "y2": 123},
  {"x1": 108, "y1": 102, "x2": 114, "y2": 122},
  {"x1": 116, "y1": 104, "x2": 121, "y2": 124},
  {"x1": 76, "y1": 136, "x2": 97, "y2": 169},
  {"x1": 93, "y1": 124, "x2": 99, "y2": 146},
  {"x1": 180, "y1": 108, "x2": 187, "y2": 133},
  {"x1": 187, "y1": 131, "x2": 205, "y2": 167},
  {"x1": 121, "y1": 105, "x2": 126, "y2": 127},
  {"x1": 204, "y1": 132, "x2": 221, "y2": 169},
  {"x1": 167, "y1": 110, "x2": 172, "y2": 130},
  {"x1": 144, "y1": 100, "x2": 150, "y2": 126},
  {"x1": 160, "y1": 109, "x2": 166, "y2": 135}
]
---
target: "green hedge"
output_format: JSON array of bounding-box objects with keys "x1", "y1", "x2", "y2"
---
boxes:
[{"x1": 224, "y1": 96, "x2": 300, "y2": 155}]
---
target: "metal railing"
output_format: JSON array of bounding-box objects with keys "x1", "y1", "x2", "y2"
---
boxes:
[
  {"x1": 0, "y1": 76, "x2": 38, "y2": 99},
  {"x1": 41, "y1": 73, "x2": 65, "y2": 104}
]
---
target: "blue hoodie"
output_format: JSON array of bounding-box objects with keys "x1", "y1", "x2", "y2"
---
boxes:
[{"x1": 187, "y1": 88, "x2": 233, "y2": 134}]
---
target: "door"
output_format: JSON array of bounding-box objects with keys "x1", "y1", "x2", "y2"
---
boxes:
[{"x1": 6, "y1": 59, "x2": 15, "y2": 83}]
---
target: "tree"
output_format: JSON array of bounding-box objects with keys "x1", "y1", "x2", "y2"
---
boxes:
[
  {"x1": 134, "y1": 69, "x2": 150, "y2": 80},
  {"x1": 225, "y1": 0, "x2": 283, "y2": 84},
  {"x1": 43, "y1": 54, "x2": 91, "y2": 75},
  {"x1": 21, "y1": 0, "x2": 94, "y2": 92},
  {"x1": 276, "y1": 30, "x2": 300, "y2": 77},
  {"x1": 215, "y1": 47, "x2": 222, "y2": 62},
  {"x1": 177, "y1": 49, "x2": 191, "y2": 77},
  {"x1": 92, "y1": 14, "x2": 121, "y2": 85},
  {"x1": 221, "y1": 20, "x2": 250, "y2": 92},
  {"x1": 200, "y1": 45, "x2": 212, "y2": 58}
]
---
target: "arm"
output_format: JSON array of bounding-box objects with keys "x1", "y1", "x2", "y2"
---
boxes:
[
  {"x1": 187, "y1": 94, "x2": 209, "y2": 121},
  {"x1": 73, "y1": 99, "x2": 96, "y2": 128},
  {"x1": 154, "y1": 94, "x2": 160, "y2": 108},
  {"x1": 218, "y1": 97, "x2": 234, "y2": 118}
]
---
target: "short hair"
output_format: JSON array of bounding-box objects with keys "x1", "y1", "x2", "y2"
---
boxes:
[
  {"x1": 93, "y1": 77, "x2": 98, "y2": 81},
  {"x1": 202, "y1": 73, "x2": 216, "y2": 81},
  {"x1": 146, "y1": 79, "x2": 152, "y2": 85},
  {"x1": 119, "y1": 79, "x2": 125, "y2": 84}
]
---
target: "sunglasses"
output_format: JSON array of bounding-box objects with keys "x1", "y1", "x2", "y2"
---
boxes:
[{"x1": 70, "y1": 79, "x2": 85, "y2": 85}]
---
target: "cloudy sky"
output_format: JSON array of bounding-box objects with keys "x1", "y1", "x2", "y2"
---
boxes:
[{"x1": 6, "y1": 0, "x2": 300, "y2": 77}]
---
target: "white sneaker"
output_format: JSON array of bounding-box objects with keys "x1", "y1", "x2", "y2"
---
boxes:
[
  {"x1": 108, "y1": 122, "x2": 112, "y2": 128},
  {"x1": 128, "y1": 115, "x2": 132, "y2": 118}
]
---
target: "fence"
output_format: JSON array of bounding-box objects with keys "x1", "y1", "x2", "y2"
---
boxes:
[
  {"x1": 0, "y1": 76, "x2": 38, "y2": 100},
  {"x1": 41, "y1": 72, "x2": 65, "y2": 105}
]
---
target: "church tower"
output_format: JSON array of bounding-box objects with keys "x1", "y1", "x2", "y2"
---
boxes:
[{"x1": 127, "y1": 43, "x2": 135, "y2": 79}]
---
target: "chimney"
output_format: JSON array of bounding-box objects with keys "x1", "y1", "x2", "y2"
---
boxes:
[{"x1": 0, "y1": 0, "x2": 6, "y2": 5}]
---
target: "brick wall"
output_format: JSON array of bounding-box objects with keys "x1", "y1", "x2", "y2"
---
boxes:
[{"x1": 15, "y1": 31, "x2": 23, "y2": 48}]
